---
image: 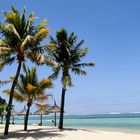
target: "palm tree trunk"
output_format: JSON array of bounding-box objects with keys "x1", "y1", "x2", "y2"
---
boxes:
[
  {"x1": 12, "y1": 116, "x2": 14, "y2": 124},
  {"x1": 4, "y1": 61, "x2": 22, "y2": 135},
  {"x1": 54, "y1": 113, "x2": 56, "y2": 127},
  {"x1": 24, "y1": 103, "x2": 31, "y2": 131},
  {"x1": 59, "y1": 87, "x2": 66, "y2": 129},
  {"x1": 40, "y1": 114, "x2": 42, "y2": 126}
]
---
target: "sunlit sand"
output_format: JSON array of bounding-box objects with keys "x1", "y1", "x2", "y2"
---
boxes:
[{"x1": 0, "y1": 125, "x2": 140, "y2": 140}]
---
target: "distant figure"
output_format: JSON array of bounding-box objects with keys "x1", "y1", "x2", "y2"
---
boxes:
[
  {"x1": 0, "y1": 116, "x2": 3, "y2": 124},
  {"x1": 52, "y1": 120, "x2": 55, "y2": 125},
  {"x1": 38, "y1": 123, "x2": 42, "y2": 126}
]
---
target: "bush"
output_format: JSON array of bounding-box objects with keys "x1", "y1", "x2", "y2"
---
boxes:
[{"x1": 0, "y1": 96, "x2": 6, "y2": 115}]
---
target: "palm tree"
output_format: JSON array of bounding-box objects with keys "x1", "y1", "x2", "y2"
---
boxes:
[
  {"x1": 4, "y1": 66, "x2": 53, "y2": 130},
  {"x1": 0, "y1": 7, "x2": 49, "y2": 135},
  {"x1": 47, "y1": 28, "x2": 95, "y2": 129}
]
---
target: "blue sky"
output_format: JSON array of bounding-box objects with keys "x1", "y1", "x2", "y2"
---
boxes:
[{"x1": 0, "y1": 0, "x2": 140, "y2": 114}]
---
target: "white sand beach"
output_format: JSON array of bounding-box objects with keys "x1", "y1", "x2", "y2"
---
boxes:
[{"x1": 0, "y1": 125, "x2": 140, "y2": 140}]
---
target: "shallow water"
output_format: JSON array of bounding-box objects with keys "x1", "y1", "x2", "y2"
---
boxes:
[{"x1": 2, "y1": 113, "x2": 140, "y2": 133}]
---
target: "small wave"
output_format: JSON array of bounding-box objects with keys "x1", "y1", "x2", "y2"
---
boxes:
[
  {"x1": 129, "y1": 112, "x2": 140, "y2": 114},
  {"x1": 19, "y1": 117, "x2": 23, "y2": 120},
  {"x1": 32, "y1": 124, "x2": 38, "y2": 126},
  {"x1": 109, "y1": 112, "x2": 121, "y2": 114},
  {"x1": 44, "y1": 120, "x2": 51, "y2": 122}
]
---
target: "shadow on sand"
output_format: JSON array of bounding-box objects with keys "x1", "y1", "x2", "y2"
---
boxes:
[
  {"x1": 0, "y1": 128, "x2": 63, "y2": 140},
  {"x1": 0, "y1": 127, "x2": 96, "y2": 140}
]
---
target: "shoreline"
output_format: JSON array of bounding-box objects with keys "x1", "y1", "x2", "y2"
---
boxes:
[{"x1": 0, "y1": 124, "x2": 140, "y2": 140}]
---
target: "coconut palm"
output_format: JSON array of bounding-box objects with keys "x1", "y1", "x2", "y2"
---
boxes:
[
  {"x1": 0, "y1": 6, "x2": 49, "y2": 135},
  {"x1": 4, "y1": 66, "x2": 53, "y2": 130},
  {"x1": 47, "y1": 28, "x2": 94, "y2": 129}
]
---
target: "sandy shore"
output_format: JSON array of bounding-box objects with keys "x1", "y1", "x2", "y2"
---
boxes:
[{"x1": 0, "y1": 124, "x2": 140, "y2": 140}]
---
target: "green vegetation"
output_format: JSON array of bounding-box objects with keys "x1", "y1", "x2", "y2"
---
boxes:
[
  {"x1": 0, "y1": 96, "x2": 7, "y2": 124},
  {"x1": 0, "y1": 6, "x2": 49, "y2": 135},
  {"x1": 4, "y1": 66, "x2": 53, "y2": 130},
  {"x1": 0, "y1": 6, "x2": 94, "y2": 135},
  {"x1": 48, "y1": 28, "x2": 94, "y2": 129},
  {"x1": 0, "y1": 96, "x2": 6, "y2": 115}
]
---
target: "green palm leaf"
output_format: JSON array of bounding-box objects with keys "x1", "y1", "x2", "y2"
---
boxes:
[{"x1": 3, "y1": 89, "x2": 25, "y2": 102}]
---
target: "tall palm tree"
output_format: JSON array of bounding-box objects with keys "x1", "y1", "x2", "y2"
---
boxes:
[
  {"x1": 47, "y1": 28, "x2": 95, "y2": 129},
  {"x1": 4, "y1": 66, "x2": 53, "y2": 130},
  {"x1": 0, "y1": 7, "x2": 49, "y2": 135}
]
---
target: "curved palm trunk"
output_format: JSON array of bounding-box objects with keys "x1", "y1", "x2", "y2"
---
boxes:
[
  {"x1": 24, "y1": 103, "x2": 31, "y2": 131},
  {"x1": 4, "y1": 61, "x2": 22, "y2": 135},
  {"x1": 59, "y1": 87, "x2": 66, "y2": 129}
]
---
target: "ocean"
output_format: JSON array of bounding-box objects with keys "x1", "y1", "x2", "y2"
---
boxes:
[{"x1": 3, "y1": 113, "x2": 140, "y2": 133}]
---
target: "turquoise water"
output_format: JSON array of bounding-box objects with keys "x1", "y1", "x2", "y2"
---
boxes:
[{"x1": 2, "y1": 113, "x2": 140, "y2": 132}]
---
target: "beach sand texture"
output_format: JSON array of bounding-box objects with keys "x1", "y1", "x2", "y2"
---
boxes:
[{"x1": 0, "y1": 125, "x2": 140, "y2": 140}]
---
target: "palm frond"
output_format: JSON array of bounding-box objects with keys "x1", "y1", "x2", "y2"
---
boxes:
[
  {"x1": 68, "y1": 32, "x2": 77, "y2": 45},
  {"x1": 36, "y1": 19, "x2": 47, "y2": 32},
  {"x1": 0, "y1": 80, "x2": 10, "y2": 86},
  {"x1": 27, "y1": 52, "x2": 45, "y2": 64},
  {"x1": 35, "y1": 93, "x2": 48, "y2": 102},
  {"x1": 71, "y1": 67, "x2": 87, "y2": 75},
  {"x1": 44, "y1": 55, "x2": 58, "y2": 67},
  {"x1": 39, "y1": 79, "x2": 53, "y2": 90},
  {"x1": 36, "y1": 103, "x2": 49, "y2": 109},
  {"x1": 24, "y1": 13, "x2": 37, "y2": 36},
  {"x1": 21, "y1": 35, "x2": 34, "y2": 49},
  {"x1": 35, "y1": 28, "x2": 49, "y2": 42},
  {"x1": 74, "y1": 62, "x2": 95, "y2": 68},
  {"x1": 75, "y1": 40, "x2": 84, "y2": 49},
  {"x1": 0, "y1": 47, "x2": 14, "y2": 58},
  {"x1": 44, "y1": 43, "x2": 58, "y2": 53},
  {"x1": 3, "y1": 89, "x2": 25, "y2": 102},
  {"x1": 78, "y1": 47, "x2": 88, "y2": 58},
  {"x1": 0, "y1": 57, "x2": 15, "y2": 71},
  {"x1": 5, "y1": 24, "x2": 21, "y2": 40},
  {"x1": 26, "y1": 83, "x2": 37, "y2": 93},
  {"x1": 15, "y1": 82, "x2": 26, "y2": 95},
  {"x1": 56, "y1": 28, "x2": 67, "y2": 43},
  {"x1": 11, "y1": 6, "x2": 19, "y2": 14},
  {"x1": 0, "y1": 38, "x2": 9, "y2": 47},
  {"x1": 48, "y1": 66, "x2": 60, "y2": 80}
]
